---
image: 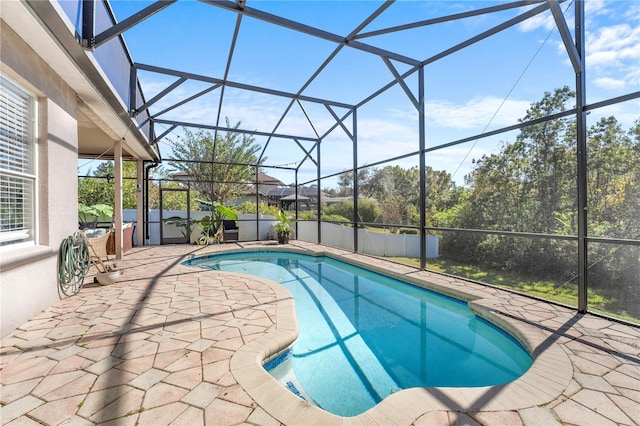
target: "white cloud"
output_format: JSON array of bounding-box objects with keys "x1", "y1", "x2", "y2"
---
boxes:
[
  {"x1": 587, "y1": 24, "x2": 640, "y2": 66},
  {"x1": 593, "y1": 77, "x2": 627, "y2": 90},
  {"x1": 586, "y1": 0, "x2": 610, "y2": 16},
  {"x1": 356, "y1": 118, "x2": 418, "y2": 155},
  {"x1": 586, "y1": 23, "x2": 640, "y2": 90},
  {"x1": 425, "y1": 97, "x2": 531, "y2": 129},
  {"x1": 518, "y1": 10, "x2": 556, "y2": 33},
  {"x1": 515, "y1": 2, "x2": 638, "y2": 95},
  {"x1": 518, "y1": 0, "x2": 608, "y2": 33}
]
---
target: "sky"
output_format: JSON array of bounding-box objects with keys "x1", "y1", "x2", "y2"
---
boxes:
[{"x1": 78, "y1": 0, "x2": 640, "y2": 188}]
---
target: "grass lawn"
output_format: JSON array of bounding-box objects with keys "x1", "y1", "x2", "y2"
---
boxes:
[{"x1": 387, "y1": 256, "x2": 618, "y2": 314}]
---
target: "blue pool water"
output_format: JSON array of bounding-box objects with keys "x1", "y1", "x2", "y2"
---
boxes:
[{"x1": 185, "y1": 251, "x2": 532, "y2": 416}]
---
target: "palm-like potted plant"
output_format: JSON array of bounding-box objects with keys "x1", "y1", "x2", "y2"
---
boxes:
[
  {"x1": 194, "y1": 200, "x2": 239, "y2": 245},
  {"x1": 275, "y1": 209, "x2": 294, "y2": 244},
  {"x1": 78, "y1": 203, "x2": 113, "y2": 229}
]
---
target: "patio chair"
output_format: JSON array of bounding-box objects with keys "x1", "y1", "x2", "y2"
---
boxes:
[{"x1": 222, "y1": 220, "x2": 239, "y2": 242}]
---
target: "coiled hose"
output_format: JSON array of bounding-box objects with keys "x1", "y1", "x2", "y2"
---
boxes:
[{"x1": 58, "y1": 231, "x2": 91, "y2": 296}]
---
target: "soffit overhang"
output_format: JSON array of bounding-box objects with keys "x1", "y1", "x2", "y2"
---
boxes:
[{"x1": 0, "y1": 0, "x2": 160, "y2": 162}]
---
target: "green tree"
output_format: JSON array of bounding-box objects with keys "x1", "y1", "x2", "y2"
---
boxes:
[
  {"x1": 168, "y1": 119, "x2": 262, "y2": 206},
  {"x1": 336, "y1": 168, "x2": 373, "y2": 197},
  {"x1": 363, "y1": 165, "x2": 420, "y2": 228},
  {"x1": 336, "y1": 165, "x2": 461, "y2": 229},
  {"x1": 465, "y1": 86, "x2": 576, "y2": 234},
  {"x1": 78, "y1": 161, "x2": 139, "y2": 209},
  {"x1": 449, "y1": 87, "x2": 578, "y2": 276},
  {"x1": 587, "y1": 117, "x2": 640, "y2": 239},
  {"x1": 322, "y1": 198, "x2": 381, "y2": 224},
  {"x1": 425, "y1": 166, "x2": 464, "y2": 228},
  {"x1": 356, "y1": 198, "x2": 382, "y2": 223},
  {"x1": 443, "y1": 87, "x2": 639, "y2": 314}
]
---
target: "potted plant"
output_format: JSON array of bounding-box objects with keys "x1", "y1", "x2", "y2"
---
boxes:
[
  {"x1": 275, "y1": 209, "x2": 294, "y2": 244},
  {"x1": 78, "y1": 203, "x2": 113, "y2": 229},
  {"x1": 194, "y1": 200, "x2": 239, "y2": 245}
]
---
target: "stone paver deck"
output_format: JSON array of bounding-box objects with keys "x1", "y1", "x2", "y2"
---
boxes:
[{"x1": 1, "y1": 241, "x2": 638, "y2": 425}]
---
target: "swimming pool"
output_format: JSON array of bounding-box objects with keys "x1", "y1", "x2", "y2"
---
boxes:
[{"x1": 186, "y1": 251, "x2": 532, "y2": 416}]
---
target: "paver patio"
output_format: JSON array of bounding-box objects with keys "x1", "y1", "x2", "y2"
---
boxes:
[{"x1": 1, "y1": 242, "x2": 638, "y2": 425}]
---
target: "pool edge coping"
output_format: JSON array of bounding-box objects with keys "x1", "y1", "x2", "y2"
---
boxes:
[{"x1": 209, "y1": 245, "x2": 573, "y2": 425}]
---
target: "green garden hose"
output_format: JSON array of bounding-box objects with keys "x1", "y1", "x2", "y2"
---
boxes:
[{"x1": 58, "y1": 231, "x2": 91, "y2": 296}]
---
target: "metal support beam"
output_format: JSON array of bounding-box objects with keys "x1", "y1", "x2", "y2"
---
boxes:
[
  {"x1": 258, "y1": 101, "x2": 296, "y2": 164},
  {"x1": 255, "y1": 1, "x2": 390, "y2": 165},
  {"x1": 254, "y1": 165, "x2": 259, "y2": 240},
  {"x1": 153, "y1": 118, "x2": 318, "y2": 142},
  {"x1": 92, "y1": 1, "x2": 177, "y2": 49},
  {"x1": 316, "y1": 143, "x2": 322, "y2": 244},
  {"x1": 574, "y1": 0, "x2": 588, "y2": 313},
  {"x1": 356, "y1": 0, "x2": 544, "y2": 39},
  {"x1": 548, "y1": 0, "x2": 582, "y2": 73},
  {"x1": 134, "y1": 63, "x2": 354, "y2": 109},
  {"x1": 418, "y1": 67, "x2": 427, "y2": 270},
  {"x1": 201, "y1": 0, "x2": 421, "y2": 66},
  {"x1": 129, "y1": 65, "x2": 137, "y2": 116},
  {"x1": 297, "y1": 99, "x2": 321, "y2": 139},
  {"x1": 422, "y1": 1, "x2": 552, "y2": 66},
  {"x1": 81, "y1": 0, "x2": 95, "y2": 49},
  {"x1": 382, "y1": 57, "x2": 419, "y2": 110},
  {"x1": 324, "y1": 105, "x2": 353, "y2": 140},
  {"x1": 296, "y1": 139, "x2": 322, "y2": 171},
  {"x1": 134, "y1": 77, "x2": 187, "y2": 115},
  {"x1": 213, "y1": 13, "x2": 243, "y2": 143},
  {"x1": 353, "y1": 108, "x2": 359, "y2": 253},
  {"x1": 293, "y1": 139, "x2": 317, "y2": 167},
  {"x1": 151, "y1": 84, "x2": 220, "y2": 119},
  {"x1": 156, "y1": 124, "x2": 177, "y2": 142}
]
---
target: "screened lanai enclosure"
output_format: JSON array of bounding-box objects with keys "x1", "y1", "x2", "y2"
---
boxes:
[{"x1": 67, "y1": 0, "x2": 639, "y2": 323}]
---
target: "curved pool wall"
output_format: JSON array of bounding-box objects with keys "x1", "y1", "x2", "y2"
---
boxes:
[{"x1": 185, "y1": 250, "x2": 533, "y2": 416}]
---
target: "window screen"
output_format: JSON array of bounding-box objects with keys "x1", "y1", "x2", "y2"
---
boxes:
[{"x1": 1, "y1": 76, "x2": 36, "y2": 247}]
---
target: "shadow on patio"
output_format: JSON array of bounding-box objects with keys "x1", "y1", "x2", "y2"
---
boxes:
[{"x1": 1, "y1": 242, "x2": 638, "y2": 425}]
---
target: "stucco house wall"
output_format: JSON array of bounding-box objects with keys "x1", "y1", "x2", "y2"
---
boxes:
[{"x1": 1, "y1": 23, "x2": 80, "y2": 337}]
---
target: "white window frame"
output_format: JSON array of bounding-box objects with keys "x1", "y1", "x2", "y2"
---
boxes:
[{"x1": 1, "y1": 76, "x2": 37, "y2": 249}]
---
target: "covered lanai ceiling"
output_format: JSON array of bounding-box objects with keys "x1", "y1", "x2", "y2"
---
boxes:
[{"x1": 99, "y1": 0, "x2": 620, "y2": 183}]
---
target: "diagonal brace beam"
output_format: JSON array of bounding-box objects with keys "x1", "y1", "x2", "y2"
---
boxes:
[
  {"x1": 355, "y1": 0, "x2": 543, "y2": 39},
  {"x1": 201, "y1": 0, "x2": 420, "y2": 66},
  {"x1": 134, "y1": 77, "x2": 187, "y2": 116},
  {"x1": 156, "y1": 124, "x2": 178, "y2": 141},
  {"x1": 382, "y1": 57, "x2": 419, "y2": 110},
  {"x1": 548, "y1": 0, "x2": 582, "y2": 73},
  {"x1": 294, "y1": 139, "x2": 318, "y2": 166},
  {"x1": 135, "y1": 62, "x2": 355, "y2": 109},
  {"x1": 422, "y1": 1, "x2": 553, "y2": 66},
  {"x1": 91, "y1": 1, "x2": 177, "y2": 49},
  {"x1": 151, "y1": 84, "x2": 221, "y2": 119},
  {"x1": 324, "y1": 105, "x2": 353, "y2": 141},
  {"x1": 153, "y1": 118, "x2": 318, "y2": 142}
]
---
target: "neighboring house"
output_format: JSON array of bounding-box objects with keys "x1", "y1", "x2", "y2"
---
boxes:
[
  {"x1": 266, "y1": 186, "x2": 333, "y2": 210},
  {"x1": 235, "y1": 172, "x2": 285, "y2": 205},
  {"x1": 0, "y1": 1, "x2": 159, "y2": 337},
  {"x1": 253, "y1": 172, "x2": 285, "y2": 196},
  {"x1": 170, "y1": 170, "x2": 285, "y2": 206}
]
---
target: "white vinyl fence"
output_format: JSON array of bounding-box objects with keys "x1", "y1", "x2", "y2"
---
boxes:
[
  {"x1": 123, "y1": 210, "x2": 279, "y2": 245},
  {"x1": 123, "y1": 210, "x2": 438, "y2": 258},
  {"x1": 297, "y1": 221, "x2": 439, "y2": 258}
]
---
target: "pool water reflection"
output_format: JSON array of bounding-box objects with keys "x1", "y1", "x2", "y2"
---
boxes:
[{"x1": 186, "y1": 251, "x2": 532, "y2": 416}]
